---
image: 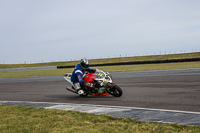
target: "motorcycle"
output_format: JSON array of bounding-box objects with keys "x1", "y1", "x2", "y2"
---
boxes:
[{"x1": 64, "y1": 69, "x2": 123, "y2": 97}]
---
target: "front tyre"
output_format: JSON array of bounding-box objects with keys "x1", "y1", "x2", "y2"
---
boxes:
[{"x1": 110, "y1": 85, "x2": 123, "y2": 97}]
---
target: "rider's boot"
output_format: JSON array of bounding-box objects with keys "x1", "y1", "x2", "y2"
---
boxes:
[
  {"x1": 80, "y1": 82, "x2": 89, "y2": 94},
  {"x1": 73, "y1": 82, "x2": 84, "y2": 95}
]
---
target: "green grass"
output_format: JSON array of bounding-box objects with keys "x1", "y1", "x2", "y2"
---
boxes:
[
  {"x1": 1, "y1": 52, "x2": 200, "y2": 69},
  {"x1": 0, "y1": 105, "x2": 199, "y2": 133},
  {"x1": 0, "y1": 61, "x2": 200, "y2": 78},
  {"x1": 0, "y1": 52, "x2": 200, "y2": 78}
]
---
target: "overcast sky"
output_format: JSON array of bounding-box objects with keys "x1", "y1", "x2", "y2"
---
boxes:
[{"x1": 0, "y1": 0, "x2": 200, "y2": 64}]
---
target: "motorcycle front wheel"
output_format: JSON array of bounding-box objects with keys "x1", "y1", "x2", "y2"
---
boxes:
[{"x1": 110, "y1": 85, "x2": 123, "y2": 97}]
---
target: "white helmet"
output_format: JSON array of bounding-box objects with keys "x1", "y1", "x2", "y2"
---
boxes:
[{"x1": 80, "y1": 58, "x2": 89, "y2": 69}]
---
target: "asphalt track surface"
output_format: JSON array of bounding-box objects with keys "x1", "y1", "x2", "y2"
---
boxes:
[{"x1": 0, "y1": 68, "x2": 200, "y2": 112}]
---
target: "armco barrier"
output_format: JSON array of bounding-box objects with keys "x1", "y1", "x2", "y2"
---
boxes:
[
  {"x1": 57, "y1": 58, "x2": 200, "y2": 69},
  {"x1": 2, "y1": 58, "x2": 199, "y2": 72}
]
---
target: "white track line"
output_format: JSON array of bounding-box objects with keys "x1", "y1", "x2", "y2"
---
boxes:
[{"x1": 1, "y1": 101, "x2": 200, "y2": 115}]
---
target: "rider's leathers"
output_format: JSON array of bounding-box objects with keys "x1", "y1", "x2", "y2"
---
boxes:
[{"x1": 71, "y1": 64, "x2": 95, "y2": 90}]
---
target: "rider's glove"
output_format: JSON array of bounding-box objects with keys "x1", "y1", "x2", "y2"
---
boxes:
[{"x1": 81, "y1": 81, "x2": 90, "y2": 87}]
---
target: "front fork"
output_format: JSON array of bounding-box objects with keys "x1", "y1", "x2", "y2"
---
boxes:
[{"x1": 105, "y1": 82, "x2": 116, "y2": 94}]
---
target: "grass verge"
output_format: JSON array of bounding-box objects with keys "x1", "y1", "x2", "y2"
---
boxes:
[
  {"x1": 0, "y1": 105, "x2": 199, "y2": 133},
  {"x1": 1, "y1": 52, "x2": 200, "y2": 69},
  {"x1": 0, "y1": 61, "x2": 200, "y2": 78}
]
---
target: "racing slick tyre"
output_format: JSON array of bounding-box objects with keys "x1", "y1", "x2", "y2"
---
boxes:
[
  {"x1": 79, "y1": 93, "x2": 88, "y2": 97},
  {"x1": 78, "y1": 85, "x2": 89, "y2": 97},
  {"x1": 110, "y1": 85, "x2": 123, "y2": 97}
]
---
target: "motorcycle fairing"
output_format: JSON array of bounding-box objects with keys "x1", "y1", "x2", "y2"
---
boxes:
[{"x1": 64, "y1": 73, "x2": 74, "y2": 88}]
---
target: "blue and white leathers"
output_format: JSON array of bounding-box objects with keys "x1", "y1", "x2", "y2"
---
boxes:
[{"x1": 71, "y1": 64, "x2": 85, "y2": 84}]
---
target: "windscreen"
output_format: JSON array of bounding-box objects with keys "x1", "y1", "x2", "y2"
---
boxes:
[{"x1": 95, "y1": 71, "x2": 105, "y2": 80}]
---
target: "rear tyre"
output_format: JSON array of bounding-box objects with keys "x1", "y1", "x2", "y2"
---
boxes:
[
  {"x1": 79, "y1": 90, "x2": 89, "y2": 97},
  {"x1": 110, "y1": 85, "x2": 123, "y2": 97},
  {"x1": 79, "y1": 86, "x2": 89, "y2": 97},
  {"x1": 79, "y1": 93, "x2": 88, "y2": 97}
]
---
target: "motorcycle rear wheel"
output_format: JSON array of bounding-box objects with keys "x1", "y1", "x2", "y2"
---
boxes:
[
  {"x1": 79, "y1": 93, "x2": 88, "y2": 97},
  {"x1": 110, "y1": 85, "x2": 123, "y2": 97}
]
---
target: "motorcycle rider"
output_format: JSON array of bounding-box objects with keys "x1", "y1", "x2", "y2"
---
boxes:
[{"x1": 71, "y1": 58, "x2": 96, "y2": 95}]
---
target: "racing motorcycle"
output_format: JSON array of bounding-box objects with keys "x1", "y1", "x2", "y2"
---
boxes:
[{"x1": 64, "y1": 70, "x2": 123, "y2": 97}]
